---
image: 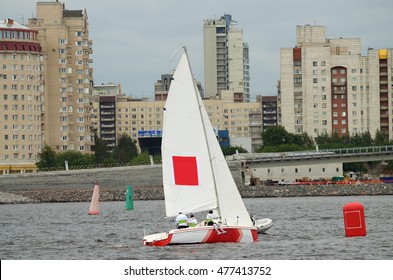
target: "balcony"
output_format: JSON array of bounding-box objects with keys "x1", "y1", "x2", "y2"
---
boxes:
[
  {"x1": 100, "y1": 117, "x2": 115, "y2": 121},
  {"x1": 100, "y1": 111, "x2": 115, "y2": 115},
  {"x1": 101, "y1": 124, "x2": 115, "y2": 128},
  {"x1": 100, "y1": 105, "x2": 115, "y2": 109}
]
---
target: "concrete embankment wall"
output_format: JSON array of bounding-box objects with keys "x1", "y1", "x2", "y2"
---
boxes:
[
  {"x1": 0, "y1": 163, "x2": 243, "y2": 203},
  {"x1": 1, "y1": 163, "x2": 393, "y2": 204}
]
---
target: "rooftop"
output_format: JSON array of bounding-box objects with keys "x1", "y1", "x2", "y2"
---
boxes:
[{"x1": 0, "y1": 19, "x2": 29, "y2": 30}]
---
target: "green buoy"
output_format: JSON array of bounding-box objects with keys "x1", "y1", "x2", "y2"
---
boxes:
[{"x1": 125, "y1": 185, "x2": 134, "y2": 210}]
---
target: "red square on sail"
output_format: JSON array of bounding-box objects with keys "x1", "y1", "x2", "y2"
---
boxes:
[{"x1": 172, "y1": 156, "x2": 199, "y2": 186}]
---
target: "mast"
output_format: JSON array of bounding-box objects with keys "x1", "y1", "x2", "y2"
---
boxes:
[{"x1": 183, "y1": 47, "x2": 222, "y2": 218}]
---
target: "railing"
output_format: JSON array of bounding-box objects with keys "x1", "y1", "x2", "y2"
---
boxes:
[
  {"x1": 37, "y1": 160, "x2": 162, "y2": 172},
  {"x1": 227, "y1": 145, "x2": 393, "y2": 163}
]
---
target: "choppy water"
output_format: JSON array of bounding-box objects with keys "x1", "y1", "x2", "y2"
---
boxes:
[{"x1": 1, "y1": 196, "x2": 392, "y2": 260}]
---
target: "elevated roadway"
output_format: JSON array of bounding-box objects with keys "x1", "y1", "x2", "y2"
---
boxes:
[{"x1": 226, "y1": 145, "x2": 393, "y2": 176}]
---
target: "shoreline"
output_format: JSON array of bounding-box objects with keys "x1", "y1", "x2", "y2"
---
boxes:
[{"x1": 1, "y1": 183, "x2": 393, "y2": 205}]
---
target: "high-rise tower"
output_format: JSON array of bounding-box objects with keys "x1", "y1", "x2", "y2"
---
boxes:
[
  {"x1": 28, "y1": 1, "x2": 94, "y2": 153},
  {"x1": 280, "y1": 24, "x2": 392, "y2": 139},
  {"x1": 0, "y1": 19, "x2": 44, "y2": 173},
  {"x1": 203, "y1": 14, "x2": 250, "y2": 102}
]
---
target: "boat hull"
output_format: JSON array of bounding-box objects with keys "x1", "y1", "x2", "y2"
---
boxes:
[
  {"x1": 255, "y1": 218, "x2": 273, "y2": 234},
  {"x1": 143, "y1": 225, "x2": 258, "y2": 246}
]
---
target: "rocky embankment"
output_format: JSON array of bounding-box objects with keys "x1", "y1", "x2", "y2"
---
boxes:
[{"x1": 1, "y1": 183, "x2": 393, "y2": 205}]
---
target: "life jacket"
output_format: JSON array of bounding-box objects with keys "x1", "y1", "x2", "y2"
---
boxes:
[{"x1": 177, "y1": 219, "x2": 188, "y2": 226}]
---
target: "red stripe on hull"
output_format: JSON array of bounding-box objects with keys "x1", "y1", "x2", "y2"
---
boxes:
[
  {"x1": 203, "y1": 228, "x2": 242, "y2": 243},
  {"x1": 145, "y1": 234, "x2": 173, "y2": 246},
  {"x1": 143, "y1": 227, "x2": 258, "y2": 246}
]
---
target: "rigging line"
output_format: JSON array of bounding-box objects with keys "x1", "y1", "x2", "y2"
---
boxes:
[
  {"x1": 184, "y1": 49, "x2": 222, "y2": 219},
  {"x1": 168, "y1": 46, "x2": 184, "y2": 73}
]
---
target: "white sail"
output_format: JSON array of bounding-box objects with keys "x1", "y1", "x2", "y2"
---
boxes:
[
  {"x1": 162, "y1": 52, "x2": 217, "y2": 217},
  {"x1": 162, "y1": 51, "x2": 252, "y2": 226}
]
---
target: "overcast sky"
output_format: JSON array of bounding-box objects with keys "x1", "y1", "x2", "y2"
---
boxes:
[{"x1": 2, "y1": 0, "x2": 392, "y2": 100}]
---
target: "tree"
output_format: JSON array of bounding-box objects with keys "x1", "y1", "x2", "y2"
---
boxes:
[
  {"x1": 131, "y1": 152, "x2": 151, "y2": 165},
  {"x1": 36, "y1": 144, "x2": 57, "y2": 169},
  {"x1": 259, "y1": 126, "x2": 314, "y2": 152},
  {"x1": 221, "y1": 145, "x2": 248, "y2": 156},
  {"x1": 55, "y1": 151, "x2": 94, "y2": 167},
  {"x1": 112, "y1": 134, "x2": 138, "y2": 163},
  {"x1": 92, "y1": 133, "x2": 110, "y2": 163},
  {"x1": 261, "y1": 126, "x2": 291, "y2": 146},
  {"x1": 375, "y1": 130, "x2": 389, "y2": 146}
]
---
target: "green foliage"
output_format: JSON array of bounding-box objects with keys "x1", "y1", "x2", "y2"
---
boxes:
[
  {"x1": 221, "y1": 145, "x2": 248, "y2": 156},
  {"x1": 131, "y1": 152, "x2": 151, "y2": 165},
  {"x1": 112, "y1": 133, "x2": 138, "y2": 163},
  {"x1": 261, "y1": 143, "x2": 305, "y2": 153},
  {"x1": 259, "y1": 126, "x2": 314, "y2": 152},
  {"x1": 374, "y1": 130, "x2": 391, "y2": 145},
  {"x1": 261, "y1": 126, "x2": 291, "y2": 146},
  {"x1": 55, "y1": 151, "x2": 94, "y2": 167},
  {"x1": 91, "y1": 133, "x2": 110, "y2": 164},
  {"x1": 36, "y1": 144, "x2": 57, "y2": 168},
  {"x1": 315, "y1": 130, "x2": 389, "y2": 149}
]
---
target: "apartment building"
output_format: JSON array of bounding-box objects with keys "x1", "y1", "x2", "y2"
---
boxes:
[
  {"x1": 28, "y1": 1, "x2": 94, "y2": 153},
  {"x1": 256, "y1": 95, "x2": 279, "y2": 131},
  {"x1": 0, "y1": 19, "x2": 44, "y2": 174},
  {"x1": 203, "y1": 14, "x2": 250, "y2": 102},
  {"x1": 91, "y1": 84, "x2": 263, "y2": 153},
  {"x1": 280, "y1": 24, "x2": 393, "y2": 139}
]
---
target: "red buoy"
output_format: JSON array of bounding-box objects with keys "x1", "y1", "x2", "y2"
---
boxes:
[{"x1": 343, "y1": 202, "x2": 366, "y2": 237}]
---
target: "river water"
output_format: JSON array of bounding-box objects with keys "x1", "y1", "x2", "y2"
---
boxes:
[{"x1": 1, "y1": 196, "x2": 392, "y2": 260}]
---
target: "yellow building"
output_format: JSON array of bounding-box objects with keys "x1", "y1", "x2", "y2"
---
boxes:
[
  {"x1": 28, "y1": 1, "x2": 94, "y2": 154},
  {"x1": 92, "y1": 84, "x2": 262, "y2": 153},
  {"x1": 0, "y1": 19, "x2": 43, "y2": 174}
]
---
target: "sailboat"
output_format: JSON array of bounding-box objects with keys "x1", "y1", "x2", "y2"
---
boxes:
[{"x1": 143, "y1": 48, "x2": 259, "y2": 246}]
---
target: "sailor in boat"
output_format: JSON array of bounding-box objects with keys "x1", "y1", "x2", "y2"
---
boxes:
[
  {"x1": 175, "y1": 211, "x2": 189, "y2": 229},
  {"x1": 205, "y1": 210, "x2": 227, "y2": 234},
  {"x1": 187, "y1": 214, "x2": 198, "y2": 227}
]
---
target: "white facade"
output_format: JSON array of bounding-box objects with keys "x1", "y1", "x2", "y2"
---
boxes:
[
  {"x1": 249, "y1": 162, "x2": 343, "y2": 182},
  {"x1": 280, "y1": 24, "x2": 392, "y2": 139}
]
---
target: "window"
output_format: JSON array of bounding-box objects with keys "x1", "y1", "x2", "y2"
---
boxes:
[
  {"x1": 313, "y1": 61, "x2": 318, "y2": 66},
  {"x1": 294, "y1": 78, "x2": 302, "y2": 84}
]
